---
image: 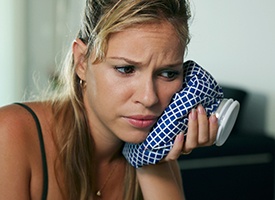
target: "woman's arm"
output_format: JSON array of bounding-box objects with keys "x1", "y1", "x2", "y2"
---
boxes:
[
  {"x1": 137, "y1": 161, "x2": 185, "y2": 200},
  {"x1": 137, "y1": 105, "x2": 218, "y2": 200}
]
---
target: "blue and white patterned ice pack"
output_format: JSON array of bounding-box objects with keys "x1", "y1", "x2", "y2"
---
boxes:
[{"x1": 122, "y1": 60, "x2": 224, "y2": 168}]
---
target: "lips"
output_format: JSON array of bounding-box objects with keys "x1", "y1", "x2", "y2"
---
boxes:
[{"x1": 124, "y1": 115, "x2": 158, "y2": 129}]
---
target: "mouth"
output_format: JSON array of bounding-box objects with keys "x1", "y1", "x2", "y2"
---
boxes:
[{"x1": 124, "y1": 115, "x2": 158, "y2": 129}]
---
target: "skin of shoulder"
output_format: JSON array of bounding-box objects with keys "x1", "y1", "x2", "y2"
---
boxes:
[{"x1": 0, "y1": 104, "x2": 40, "y2": 199}]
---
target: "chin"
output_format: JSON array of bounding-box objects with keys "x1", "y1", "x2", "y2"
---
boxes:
[{"x1": 123, "y1": 132, "x2": 148, "y2": 144}]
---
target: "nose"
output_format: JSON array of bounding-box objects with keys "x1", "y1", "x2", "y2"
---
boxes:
[{"x1": 133, "y1": 78, "x2": 159, "y2": 108}]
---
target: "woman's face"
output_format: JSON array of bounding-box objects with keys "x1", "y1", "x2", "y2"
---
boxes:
[{"x1": 79, "y1": 21, "x2": 185, "y2": 144}]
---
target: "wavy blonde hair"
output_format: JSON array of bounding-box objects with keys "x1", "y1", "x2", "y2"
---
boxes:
[{"x1": 50, "y1": 0, "x2": 191, "y2": 199}]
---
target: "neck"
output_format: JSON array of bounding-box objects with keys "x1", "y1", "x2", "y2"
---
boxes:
[
  {"x1": 93, "y1": 151, "x2": 126, "y2": 199},
  {"x1": 92, "y1": 131, "x2": 124, "y2": 164},
  {"x1": 83, "y1": 97, "x2": 124, "y2": 164}
]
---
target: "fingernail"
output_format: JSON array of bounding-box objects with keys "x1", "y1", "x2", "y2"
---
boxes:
[
  {"x1": 210, "y1": 114, "x2": 218, "y2": 123},
  {"x1": 197, "y1": 104, "x2": 205, "y2": 114},
  {"x1": 190, "y1": 108, "x2": 197, "y2": 120},
  {"x1": 176, "y1": 132, "x2": 184, "y2": 142}
]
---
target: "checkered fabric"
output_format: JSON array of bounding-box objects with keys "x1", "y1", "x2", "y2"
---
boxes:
[{"x1": 122, "y1": 60, "x2": 224, "y2": 168}]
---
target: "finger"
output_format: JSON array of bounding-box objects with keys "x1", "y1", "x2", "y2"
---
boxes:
[
  {"x1": 184, "y1": 108, "x2": 198, "y2": 153},
  {"x1": 209, "y1": 114, "x2": 219, "y2": 144},
  {"x1": 197, "y1": 105, "x2": 209, "y2": 145},
  {"x1": 162, "y1": 132, "x2": 185, "y2": 162}
]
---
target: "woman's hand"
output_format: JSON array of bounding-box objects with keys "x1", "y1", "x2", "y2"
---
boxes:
[
  {"x1": 136, "y1": 105, "x2": 218, "y2": 200},
  {"x1": 163, "y1": 104, "x2": 219, "y2": 162}
]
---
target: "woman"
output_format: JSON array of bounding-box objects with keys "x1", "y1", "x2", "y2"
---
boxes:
[{"x1": 0, "y1": 0, "x2": 218, "y2": 199}]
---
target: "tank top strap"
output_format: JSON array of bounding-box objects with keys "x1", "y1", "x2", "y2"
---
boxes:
[{"x1": 15, "y1": 103, "x2": 48, "y2": 200}]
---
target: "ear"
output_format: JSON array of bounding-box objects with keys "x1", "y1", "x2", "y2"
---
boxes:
[{"x1": 73, "y1": 38, "x2": 88, "y2": 81}]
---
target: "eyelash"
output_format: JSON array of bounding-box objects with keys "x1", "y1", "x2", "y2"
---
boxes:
[
  {"x1": 114, "y1": 66, "x2": 135, "y2": 75},
  {"x1": 159, "y1": 70, "x2": 180, "y2": 80},
  {"x1": 114, "y1": 66, "x2": 180, "y2": 80}
]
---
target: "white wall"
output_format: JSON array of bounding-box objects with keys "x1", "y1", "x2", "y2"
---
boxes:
[
  {"x1": 0, "y1": 0, "x2": 27, "y2": 105},
  {"x1": 25, "y1": 0, "x2": 84, "y2": 96},
  {"x1": 0, "y1": 0, "x2": 84, "y2": 105},
  {"x1": 186, "y1": 0, "x2": 275, "y2": 137}
]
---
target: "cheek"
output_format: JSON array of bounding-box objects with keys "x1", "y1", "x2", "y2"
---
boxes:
[
  {"x1": 159, "y1": 80, "x2": 183, "y2": 107},
  {"x1": 176, "y1": 79, "x2": 183, "y2": 92},
  {"x1": 86, "y1": 73, "x2": 130, "y2": 109}
]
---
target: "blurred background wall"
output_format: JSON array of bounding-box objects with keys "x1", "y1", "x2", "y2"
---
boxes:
[
  {"x1": 0, "y1": 0, "x2": 27, "y2": 104},
  {"x1": 0, "y1": 0, "x2": 84, "y2": 103},
  {"x1": 1, "y1": 0, "x2": 274, "y2": 138},
  {"x1": 185, "y1": 0, "x2": 275, "y2": 138}
]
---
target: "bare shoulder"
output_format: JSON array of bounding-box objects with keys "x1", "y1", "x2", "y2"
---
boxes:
[
  {"x1": 0, "y1": 102, "x2": 52, "y2": 151},
  {"x1": 0, "y1": 103, "x2": 30, "y2": 144},
  {"x1": 0, "y1": 102, "x2": 50, "y2": 199},
  {"x1": 0, "y1": 103, "x2": 39, "y2": 143}
]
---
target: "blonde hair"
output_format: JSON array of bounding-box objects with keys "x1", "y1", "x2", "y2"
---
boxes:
[{"x1": 51, "y1": 0, "x2": 191, "y2": 199}]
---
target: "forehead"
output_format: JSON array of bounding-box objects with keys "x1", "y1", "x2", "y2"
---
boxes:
[
  {"x1": 106, "y1": 22, "x2": 184, "y2": 60},
  {"x1": 113, "y1": 21, "x2": 179, "y2": 40},
  {"x1": 106, "y1": 21, "x2": 183, "y2": 57}
]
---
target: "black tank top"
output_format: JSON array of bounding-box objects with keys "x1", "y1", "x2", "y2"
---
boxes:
[{"x1": 15, "y1": 103, "x2": 48, "y2": 200}]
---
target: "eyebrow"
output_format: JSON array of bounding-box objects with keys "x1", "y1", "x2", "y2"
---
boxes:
[
  {"x1": 108, "y1": 56, "x2": 183, "y2": 67},
  {"x1": 108, "y1": 56, "x2": 142, "y2": 65}
]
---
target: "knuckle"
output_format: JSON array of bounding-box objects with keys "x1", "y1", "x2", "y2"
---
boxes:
[
  {"x1": 166, "y1": 155, "x2": 178, "y2": 161},
  {"x1": 199, "y1": 132, "x2": 210, "y2": 143},
  {"x1": 185, "y1": 143, "x2": 196, "y2": 151},
  {"x1": 184, "y1": 147, "x2": 193, "y2": 153},
  {"x1": 199, "y1": 137, "x2": 209, "y2": 145},
  {"x1": 185, "y1": 138, "x2": 198, "y2": 148}
]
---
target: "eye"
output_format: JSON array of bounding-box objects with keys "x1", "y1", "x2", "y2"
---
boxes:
[
  {"x1": 115, "y1": 65, "x2": 135, "y2": 74},
  {"x1": 160, "y1": 70, "x2": 180, "y2": 80}
]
